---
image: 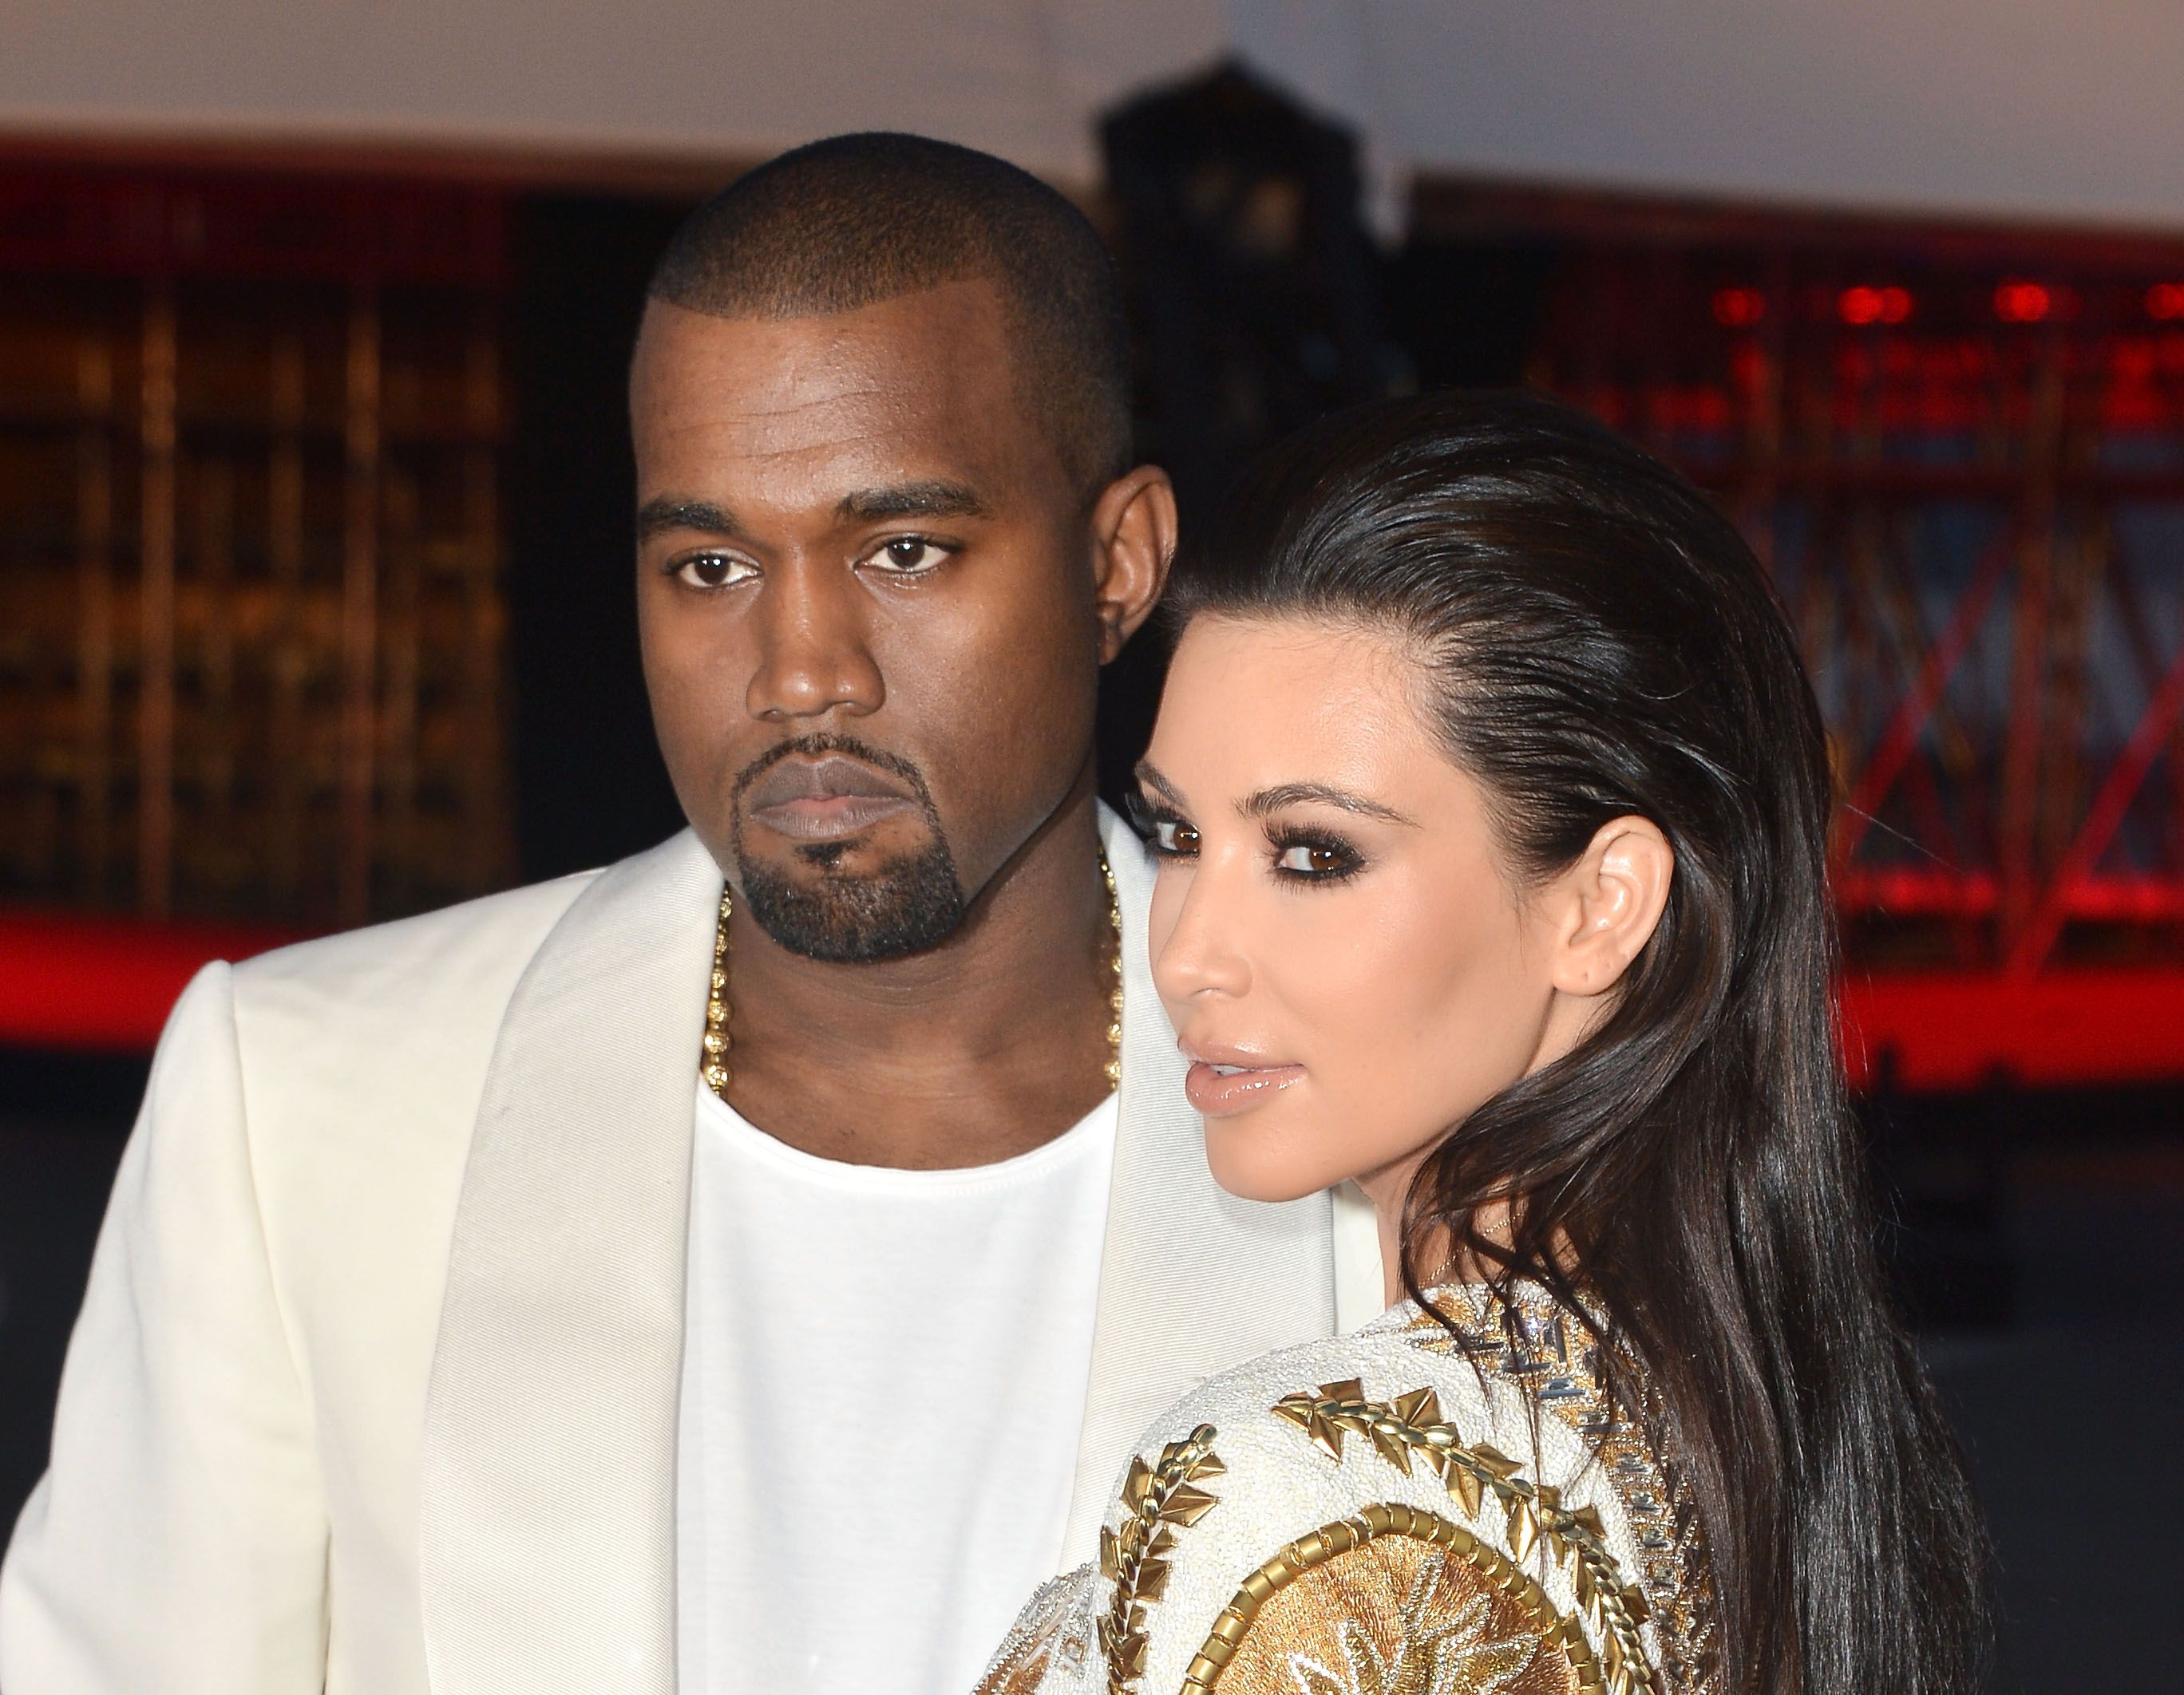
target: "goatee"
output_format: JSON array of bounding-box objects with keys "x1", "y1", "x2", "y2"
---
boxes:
[
  {"x1": 738, "y1": 837, "x2": 966, "y2": 962},
  {"x1": 728, "y1": 732, "x2": 967, "y2": 962}
]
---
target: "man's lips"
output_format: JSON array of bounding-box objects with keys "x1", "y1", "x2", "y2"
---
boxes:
[
  {"x1": 1179, "y1": 1039, "x2": 1305, "y2": 1117},
  {"x1": 742, "y1": 754, "x2": 920, "y2": 843}
]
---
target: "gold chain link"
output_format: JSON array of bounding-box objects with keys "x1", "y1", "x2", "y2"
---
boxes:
[{"x1": 702, "y1": 851, "x2": 1124, "y2": 1098}]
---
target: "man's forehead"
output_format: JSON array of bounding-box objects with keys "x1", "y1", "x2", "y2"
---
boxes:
[
  {"x1": 635, "y1": 286, "x2": 1011, "y2": 397},
  {"x1": 636, "y1": 291, "x2": 1019, "y2": 452}
]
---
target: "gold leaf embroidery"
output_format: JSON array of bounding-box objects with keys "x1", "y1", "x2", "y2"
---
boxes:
[
  {"x1": 1099, "y1": 1424, "x2": 1226, "y2": 1695},
  {"x1": 1263, "y1": 1384, "x2": 1655, "y2": 1694}
]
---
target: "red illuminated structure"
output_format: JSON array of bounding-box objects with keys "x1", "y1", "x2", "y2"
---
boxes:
[{"x1": 1413, "y1": 183, "x2": 2184, "y2": 1089}]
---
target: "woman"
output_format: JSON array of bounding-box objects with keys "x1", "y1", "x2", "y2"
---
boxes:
[{"x1": 981, "y1": 393, "x2": 1988, "y2": 1695}]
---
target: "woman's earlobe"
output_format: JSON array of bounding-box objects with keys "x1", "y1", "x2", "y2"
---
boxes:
[{"x1": 1552, "y1": 816, "x2": 1674, "y2": 996}]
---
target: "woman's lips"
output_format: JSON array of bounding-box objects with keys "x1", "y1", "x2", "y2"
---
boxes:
[{"x1": 1184, "y1": 1058, "x2": 1305, "y2": 1116}]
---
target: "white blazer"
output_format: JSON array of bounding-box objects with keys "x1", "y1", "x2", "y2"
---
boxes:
[{"x1": 0, "y1": 808, "x2": 1381, "y2": 1694}]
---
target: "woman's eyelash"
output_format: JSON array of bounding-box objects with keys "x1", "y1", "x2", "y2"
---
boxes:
[
  {"x1": 1268, "y1": 825, "x2": 1366, "y2": 883},
  {"x1": 1127, "y1": 794, "x2": 1363, "y2": 879},
  {"x1": 1128, "y1": 794, "x2": 1199, "y2": 856},
  {"x1": 1126, "y1": 792, "x2": 1179, "y2": 834}
]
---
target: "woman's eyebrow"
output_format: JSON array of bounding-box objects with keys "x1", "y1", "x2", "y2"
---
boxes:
[
  {"x1": 1241, "y1": 781, "x2": 1415, "y2": 826},
  {"x1": 1133, "y1": 761, "x2": 1186, "y2": 807}
]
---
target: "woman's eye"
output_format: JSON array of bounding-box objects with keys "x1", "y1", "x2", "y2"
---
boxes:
[
  {"x1": 869, "y1": 536, "x2": 950, "y2": 573},
  {"x1": 1149, "y1": 818, "x2": 1201, "y2": 856},
  {"x1": 674, "y1": 552, "x2": 755, "y2": 590},
  {"x1": 1274, "y1": 840, "x2": 1359, "y2": 879}
]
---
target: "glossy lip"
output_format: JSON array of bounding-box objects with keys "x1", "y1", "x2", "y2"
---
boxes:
[
  {"x1": 742, "y1": 754, "x2": 920, "y2": 844},
  {"x1": 1178, "y1": 1037, "x2": 1305, "y2": 1118}
]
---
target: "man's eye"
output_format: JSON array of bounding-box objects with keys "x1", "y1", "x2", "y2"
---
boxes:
[
  {"x1": 868, "y1": 536, "x2": 951, "y2": 573},
  {"x1": 673, "y1": 552, "x2": 755, "y2": 590},
  {"x1": 1149, "y1": 819, "x2": 1201, "y2": 856}
]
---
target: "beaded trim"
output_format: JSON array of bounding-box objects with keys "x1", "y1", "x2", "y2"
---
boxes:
[{"x1": 1403, "y1": 1288, "x2": 1720, "y2": 1694}]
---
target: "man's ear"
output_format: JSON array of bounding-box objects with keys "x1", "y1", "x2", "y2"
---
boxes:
[
  {"x1": 1088, "y1": 466, "x2": 1178, "y2": 663},
  {"x1": 1547, "y1": 816, "x2": 1674, "y2": 998}
]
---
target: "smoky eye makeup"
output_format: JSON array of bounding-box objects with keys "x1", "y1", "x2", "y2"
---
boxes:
[
  {"x1": 1128, "y1": 791, "x2": 1201, "y2": 858},
  {"x1": 1264, "y1": 821, "x2": 1367, "y2": 883}
]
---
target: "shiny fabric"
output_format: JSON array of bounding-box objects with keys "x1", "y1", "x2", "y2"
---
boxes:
[
  {"x1": 982, "y1": 1282, "x2": 1719, "y2": 1695},
  {"x1": 1221, "y1": 1537, "x2": 1586, "y2": 1695}
]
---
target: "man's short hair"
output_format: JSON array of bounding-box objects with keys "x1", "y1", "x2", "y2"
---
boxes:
[{"x1": 648, "y1": 132, "x2": 1133, "y2": 495}]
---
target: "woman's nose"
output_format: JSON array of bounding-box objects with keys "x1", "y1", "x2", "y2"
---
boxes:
[{"x1": 1150, "y1": 858, "x2": 1253, "y2": 1003}]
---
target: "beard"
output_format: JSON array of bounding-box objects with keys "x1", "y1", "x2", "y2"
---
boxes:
[
  {"x1": 737, "y1": 837, "x2": 966, "y2": 962},
  {"x1": 728, "y1": 733, "x2": 968, "y2": 963}
]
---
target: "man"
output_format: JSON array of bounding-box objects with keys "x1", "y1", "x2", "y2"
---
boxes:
[{"x1": 0, "y1": 134, "x2": 1378, "y2": 1694}]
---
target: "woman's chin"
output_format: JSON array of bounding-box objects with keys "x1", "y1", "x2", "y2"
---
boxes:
[{"x1": 1201, "y1": 1136, "x2": 1337, "y2": 1207}]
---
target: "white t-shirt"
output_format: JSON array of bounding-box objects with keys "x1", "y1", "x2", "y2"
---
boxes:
[{"x1": 675, "y1": 1081, "x2": 1118, "y2": 1694}]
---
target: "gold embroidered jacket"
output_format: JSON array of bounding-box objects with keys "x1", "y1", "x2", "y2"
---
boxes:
[{"x1": 979, "y1": 1284, "x2": 1718, "y2": 1695}]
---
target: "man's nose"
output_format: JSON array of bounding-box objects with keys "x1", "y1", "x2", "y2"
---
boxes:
[
  {"x1": 746, "y1": 559, "x2": 885, "y2": 721},
  {"x1": 1151, "y1": 857, "x2": 1254, "y2": 1003}
]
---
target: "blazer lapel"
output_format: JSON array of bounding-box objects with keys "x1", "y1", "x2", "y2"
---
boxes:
[
  {"x1": 419, "y1": 828, "x2": 722, "y2": 1694},
  {"x1": 1061, "y1": 808, "x2": 1342, "y2": 1559}
]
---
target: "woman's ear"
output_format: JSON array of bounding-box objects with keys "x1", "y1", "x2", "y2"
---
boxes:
[{"x1": 1547, "y1": 815, "x2": 1674, "y2": 998}]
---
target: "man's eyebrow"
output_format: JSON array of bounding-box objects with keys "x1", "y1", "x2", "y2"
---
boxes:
[
  {"x1": 637, "y1": 496, "x2": 739, "y2": 543},
  {"x1": 1240, "y1": 781, "x2": 1415, "y2": 827},
  {"x1": 837, "y1": 480, "x2": 991, "y2": 524}
]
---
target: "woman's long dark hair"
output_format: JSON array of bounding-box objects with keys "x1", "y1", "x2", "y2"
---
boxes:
[{"x1": 1168, "y1": 392, "x2": 1989, "y2": 1695}]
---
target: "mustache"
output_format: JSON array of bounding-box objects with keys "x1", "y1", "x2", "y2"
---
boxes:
[{"x1": 730, "y1": 732, "x2": 937, "y2": 812}]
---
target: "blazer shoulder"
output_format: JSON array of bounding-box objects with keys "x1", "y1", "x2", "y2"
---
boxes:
[
  {"x1": 210, "y1": 869, "x2": 606, "y2": 1179},
  {"x1": 232, "y1": 868, "x2": 601, "y2": 1013}
]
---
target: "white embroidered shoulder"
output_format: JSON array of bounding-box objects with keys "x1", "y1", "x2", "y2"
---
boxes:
[{"x1": 978, "y1": 1284, "x2": 1717, "y2": 1695}]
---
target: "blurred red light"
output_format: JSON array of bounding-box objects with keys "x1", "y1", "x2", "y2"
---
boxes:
[
  {"x1": 1838, "y1": 286, "x2": 1886, "y2": 326},
  {"x1": 1836, "y1": 285, "x2": 1910, "y2": 326},
  {"x1": 1995, "y1": 279, "x2": 2051, "y2": 322},
  {"x1": 2150, "y1": 283, "x2": 2184, "y2": 321},
  {"x1": 1712, "y1": 286, "x2": 1765, "y2": 327}
]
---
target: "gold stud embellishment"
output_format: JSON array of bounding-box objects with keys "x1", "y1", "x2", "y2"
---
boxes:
[
  {"x1": 700, "y1": 883, "x2": 733, "y2": 1097},
  {"x1": 1098, "y1": 1424, "x2": 1224, "y2": 1694}
]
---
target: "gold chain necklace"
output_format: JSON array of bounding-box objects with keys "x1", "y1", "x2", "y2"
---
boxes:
[{"x1": 702, "y1": 851, "x2": 1124, "y2": 1097}]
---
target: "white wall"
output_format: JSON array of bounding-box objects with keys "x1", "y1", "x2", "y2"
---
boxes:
[
  {"x1": 3, "y1": 0, "x2": 2179, "y2": 230},
  {"x1": 1232, "y1": 0, "x2": 2184, "y2": 230},
  {"x1": 0, "y1": 0, "x2": 1228, "y2": 183}
]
